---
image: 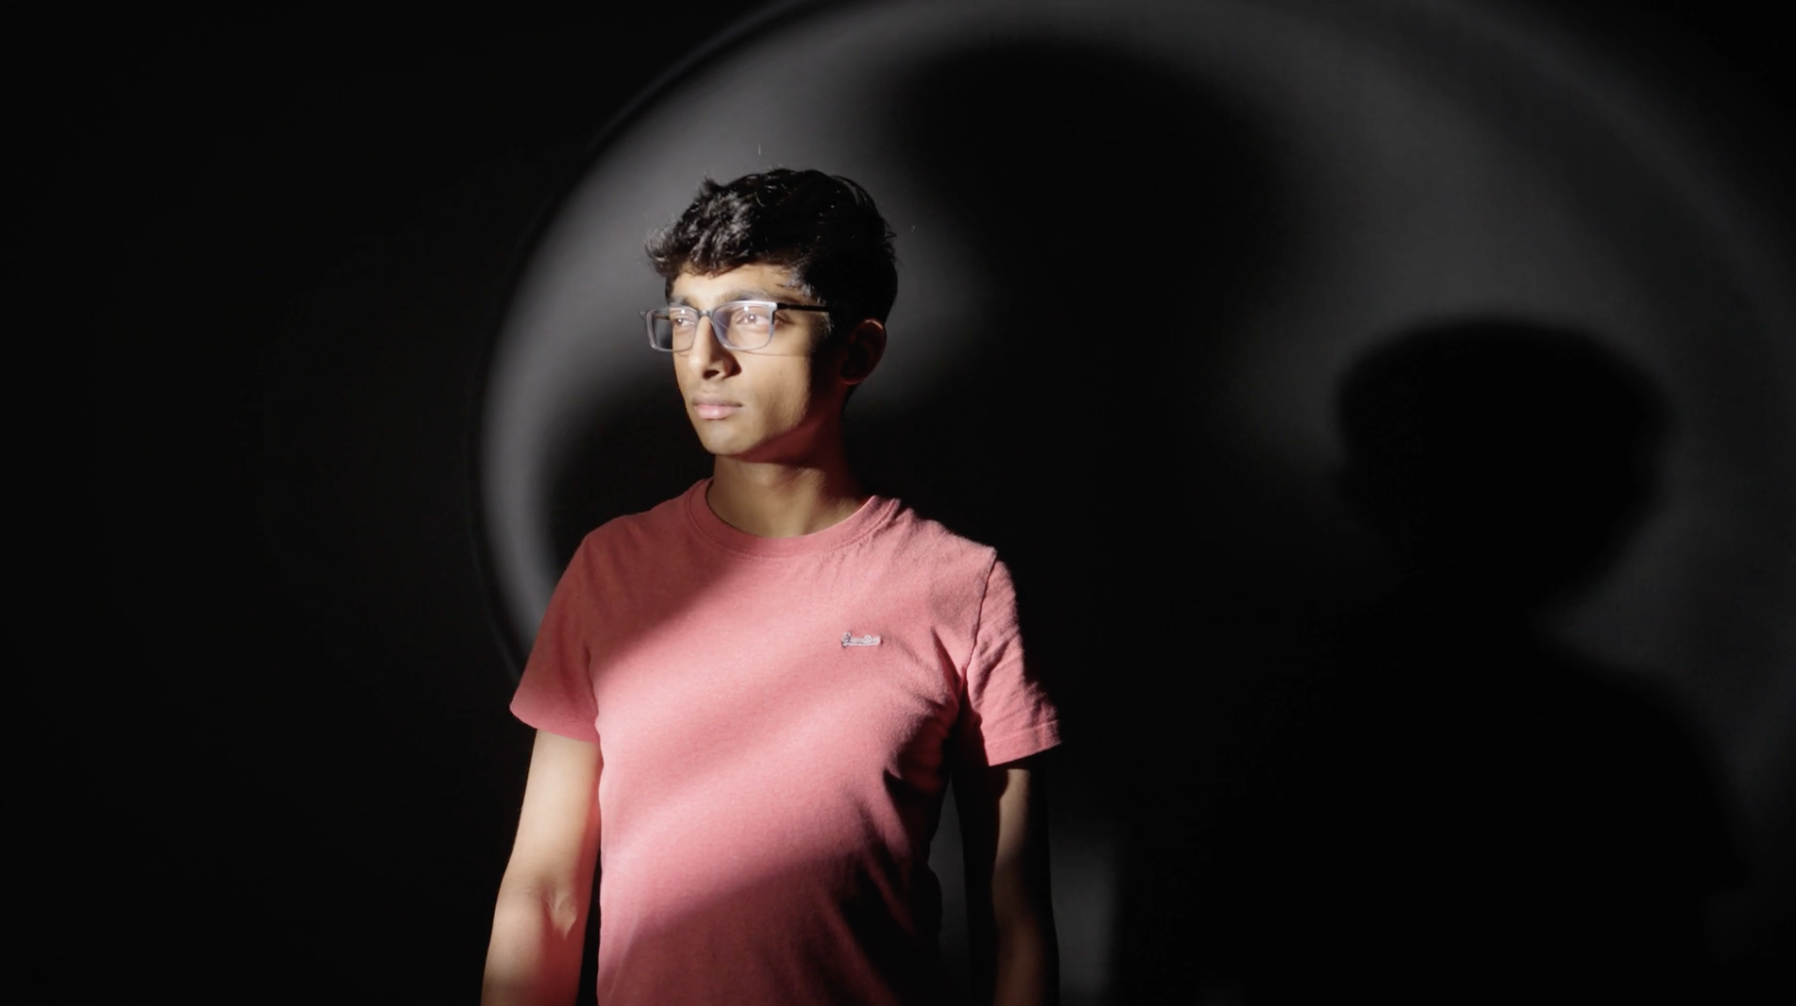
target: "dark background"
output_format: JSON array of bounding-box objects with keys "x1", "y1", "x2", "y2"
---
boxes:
[{"x1": 65, "y1": 2, "x2": 1791, "y2": 1002}]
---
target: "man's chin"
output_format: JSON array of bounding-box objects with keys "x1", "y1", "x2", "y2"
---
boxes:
[
  {"x1": 697, "y1": 436, "x2": 762, "y2": 461},
  {"x1": 687, "y1": 424, "x2": 744, "y2": 455},
  {"x1": 694, "y1": 424, "x2": 822, "y2": 465}
]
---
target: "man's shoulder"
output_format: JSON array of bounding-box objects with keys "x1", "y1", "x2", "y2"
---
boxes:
[
  {"x1": 879, "y1": 501, "x2": 1001, "y2": 574},
  {"x1": 570, "y1": 485, "x2": 698, "y2": 561}
]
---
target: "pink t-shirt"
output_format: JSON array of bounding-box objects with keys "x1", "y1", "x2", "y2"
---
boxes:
[{"x1": 511, "y1": 480, "x2": 1060, "y2": 1005}]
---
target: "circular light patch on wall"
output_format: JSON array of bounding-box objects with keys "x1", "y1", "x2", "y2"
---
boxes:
[{"x1": 478, "y1": 0, "x2": 1795, "y2": 982}]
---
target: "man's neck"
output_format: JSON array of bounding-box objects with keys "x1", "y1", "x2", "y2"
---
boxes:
[{"x1": 706, "y1": 449, "x2": 869, "y2": 538}]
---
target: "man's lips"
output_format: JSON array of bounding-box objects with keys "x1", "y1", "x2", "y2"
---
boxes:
[{"x1": 691, "y1": 397, "x2": 741, "y2": 420}]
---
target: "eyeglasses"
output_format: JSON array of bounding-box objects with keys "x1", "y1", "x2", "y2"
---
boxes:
[{"x1": 641, "y1": 300, "x2": 830, "y2": 353}]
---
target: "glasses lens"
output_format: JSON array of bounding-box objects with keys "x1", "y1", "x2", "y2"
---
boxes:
[
  {"x1": 718, "y1": 302, "x2": 776, "y2": 351},
  {"x1": 648, "y1": 307, "x2": 697, "y2": 351},
  {"x1": 647, "y1": 303, "x2": 784, "y2": 352}
]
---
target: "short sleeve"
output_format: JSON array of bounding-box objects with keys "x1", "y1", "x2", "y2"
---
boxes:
[
  {"x1": 962, "y1": 558, "x2": 1060, "y2": 766},
  {"x1": 509, "y1": 541, "x2": 602, "y2": 743}
]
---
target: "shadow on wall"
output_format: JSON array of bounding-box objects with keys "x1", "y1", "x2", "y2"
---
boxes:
[{"x1": 1215, "y1": 318, "x2": 1748, "y2": 1003}]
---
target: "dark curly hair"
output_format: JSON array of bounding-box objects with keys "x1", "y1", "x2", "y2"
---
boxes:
[{"x1": 646, "y1": 169, "x2": 898, "y2": 337}]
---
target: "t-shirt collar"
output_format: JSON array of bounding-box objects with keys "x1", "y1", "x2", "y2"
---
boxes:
[{"x1": 682, "y1": 478, "x2": 897, "y2": 557}]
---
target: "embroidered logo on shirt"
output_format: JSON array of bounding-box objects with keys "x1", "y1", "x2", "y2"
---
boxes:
[{"x1": 841, "y1": 632, "x2": 882, "y2": 648}]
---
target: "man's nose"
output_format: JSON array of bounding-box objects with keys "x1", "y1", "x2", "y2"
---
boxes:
[{"x1": 685, "y1": 317, "x2": 738, "y2": 378}]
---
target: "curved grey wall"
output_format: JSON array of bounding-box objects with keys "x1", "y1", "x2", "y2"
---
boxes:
[{"x1": 481, "y1": 0, "x2": 1795, "y2": 995}]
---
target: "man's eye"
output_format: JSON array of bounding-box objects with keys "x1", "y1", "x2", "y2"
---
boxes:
[
  {"x1": 670, "y1": 315, "x2": 696, "y2": 328},
  {"x1": 733, "y1": 308, "x2": 772, "y2": 326}
]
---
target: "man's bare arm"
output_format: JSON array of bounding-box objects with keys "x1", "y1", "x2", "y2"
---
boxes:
[
  {"x1": 482, "y1": 729, "x2": 603, "y2": 1006},
  {"x1": 958, "y1": 756, "x2": 1059, "y2": 1006}
]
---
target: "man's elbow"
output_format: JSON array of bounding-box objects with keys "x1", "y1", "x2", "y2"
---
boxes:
[{"x1": 496, "y1": 872, "x2": 590, "y2": 940}]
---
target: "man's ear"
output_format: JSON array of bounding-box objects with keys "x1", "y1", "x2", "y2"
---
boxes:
[{"x1": 839, "y1": 319, "x2": 886, "y2": 384}]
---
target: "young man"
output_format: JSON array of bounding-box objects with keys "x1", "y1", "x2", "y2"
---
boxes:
[{"x1": 481, "y1": 170, "x2": 1062, "y2": 1005}]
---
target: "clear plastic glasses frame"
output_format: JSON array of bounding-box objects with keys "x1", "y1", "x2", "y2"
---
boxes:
[{"x1": 642, "y1": 300, "x2": 831, "y2": 352}]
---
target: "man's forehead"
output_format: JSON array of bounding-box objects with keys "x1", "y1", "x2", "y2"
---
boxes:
[{"x1": 669, "y1": 263, "x2": 802, "y2": 303}]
